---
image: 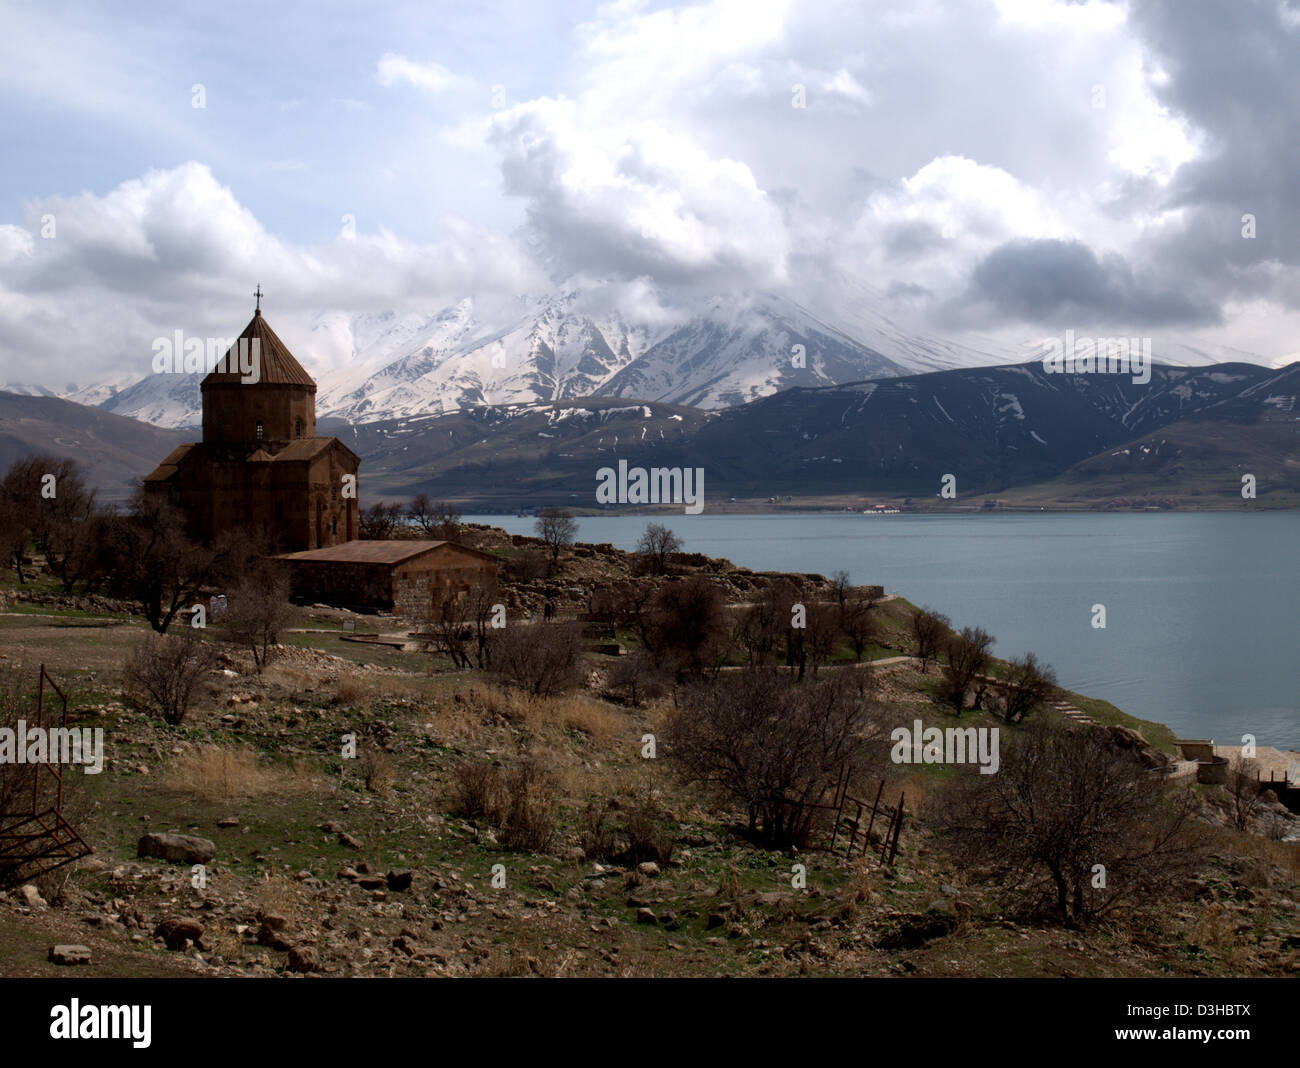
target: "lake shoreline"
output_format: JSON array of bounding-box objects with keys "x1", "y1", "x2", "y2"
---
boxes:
[{"x1": 467, "y1": 511, "x2": 1299, "y2": 751}]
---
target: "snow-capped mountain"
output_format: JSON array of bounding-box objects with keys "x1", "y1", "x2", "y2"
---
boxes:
[
  {"x1": 83, "y1": 288, "x2": 930, "y2": 428},
  {"x1": 37, "y1": 283, "x2": 1273, "y2": 430}
]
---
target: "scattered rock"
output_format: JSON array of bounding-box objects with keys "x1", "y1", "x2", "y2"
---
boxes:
[
  {"x1": 337, "y1": 832, "x2": 363, "y2": 850},
  {"x1": 18, "y1": 884, "x2": 47, "y2": 909},
  {"x1": 386, "y1": 869, "x2": 413, "y2": 892},
  {"x1": 155, "y1": 918, "x2": 204, "y2": 951},
  {"x1": 137, "y1": 832, "x2": 216, "y2": 865},
  {"x1": 287, "y1": 946, "x2": 318, "y2": 973},
  {"x1": 258, "y1": 914, "x2": 294, "y2": 951},
  {"x1": 217, "y1": 817, "x2": 240, "y2": 828},
  {"x1": 48, "y1": 945, "x2": 91, "y2": 966},
  {"x1": 636, "y1": 861, "x2": 661, "y2": 877},
  {"x1": 756, "y1": 891, "x2": 792, "y2": 908},
  {"x1": 636, "y1": 907, "x2": 657, "y2": 925}
]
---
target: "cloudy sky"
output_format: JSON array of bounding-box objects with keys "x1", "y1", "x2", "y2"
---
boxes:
[{"x1": 1, "y1": 0, "x2": 1297, "y2": 390}]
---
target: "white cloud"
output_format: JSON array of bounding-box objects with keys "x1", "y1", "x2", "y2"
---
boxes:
[{"x1": 375, "y1": 53, "x2": 458, "y2": 94}]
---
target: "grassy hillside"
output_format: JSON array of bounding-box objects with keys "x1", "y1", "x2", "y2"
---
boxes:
[{"x1": 0, "y1": 537, "x2": 1293, "y2": 980}]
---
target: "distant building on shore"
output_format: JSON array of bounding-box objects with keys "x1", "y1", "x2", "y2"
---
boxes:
[
  {"x1": 277, "y1": 539, "x2": 499, "y2": 613},
  {"x1": 143, "y1": 300, "x2": 360, "y2": 552}
]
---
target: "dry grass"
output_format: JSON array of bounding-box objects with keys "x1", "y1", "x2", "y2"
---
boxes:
[
  {"x1": 333, "y1": 677, "x2": 368, "y2": 705},
  {"x1": 438, "y1": 685, "x2": 633, "y2": 757},
  {"x1": 158, "y1": 744, "x2": 323, "y2": 802}
]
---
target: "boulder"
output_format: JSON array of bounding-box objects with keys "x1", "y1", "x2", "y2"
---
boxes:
[
  {"x1": 155, "y1": 918, "x2": 204, "y2": 950},
  {"x1": 17, "y1": 884, "x2": 47, "y2": 909},
  {"x1": 287, "y1": 945, "x2": 318, "y2": 973},
  {"x1": 48, "y1": 945, "x2": 91, "y2": 965},
  {"x1": 386, "y1": 869, "x2": 413, "y2": 892},
  {"x1": 137, "y1": 832, "x2": 216, "y2": 865},
  {"x1": 258, "y1": 914, "x2": 294, "y2": 951},
  {"x1": 636, "y1": 908, "x2": 657, "y2": 925}
]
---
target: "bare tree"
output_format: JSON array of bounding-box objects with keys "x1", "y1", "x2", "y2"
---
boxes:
[
  {"x1": 647, "y1": 575, "x2": 730, "y2": 677},
  {"x1": 942, "y1": 625, "x2": 994, "y2": 712},
  {"x1": 123, "y1": 631, "x2": 218, "y2": 725},
  {"x1": 23, "y1": 457, "x2": 101, "y2": 593},
  {"x1": 803, "y1": 600, "x2": 841, "y2": 675},
  {"x1": 910, "y1": 606, "x2": 950, "y2": 673},
  {"x1": 358, "y1": 501, "x2": 404, "y2": 539},
  {"x1": 735, "y1": 579, "x2": 797, "y2": 668},
  {"x1": 103, "y1": 490, "x2": 238, "y2": 633},
  {"x1": 535, "y1": 508, "x2": 577, "y2": 570},
  {"x1": 0, "y1": 455, "x2": 45, "y2": 583},
  {"x1": 1001, "y1": 652, "x2": 1058, "y2": 724},
  {"x1": 408, "y1": 494, "x2": 462, "y2": 540},
  {"x1": 829, "y1": 570, "x2": 852, "y2": 608},
  {"x1": 932, "y1": 724, "x2": 1206, "y2": 926},
  {"x1": 222, "y1": 561, "x2": 293, "y2": 670},
  {"x1": 635, "y1": 522, "x2": 683, "y2": 575},
  {"x1": 666, "y1": 669, "x2": 886, "y2": 849},
  {"x1": 837, "y1": 588, "x2": 878, "y2": 662}
]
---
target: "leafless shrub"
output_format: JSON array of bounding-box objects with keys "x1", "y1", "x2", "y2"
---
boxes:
[
  {"x1": 606, "y1": 650, "x2": 669, "y2": 706},
  {"x1": 360, "y1": 747, "x2": 392, "y2": 793},
  {"x1": 222, "y1": 561, "x2": 293, "y2": 670},
  {"x1": 489, "y1": 622, "x2": 584, "y2": 698},
  {"x1": 500, "y1": 762, "x2": 558, "y2": 853},
  {"x1": 123, "y1": 631, "x2": 217, "y2": 725},
  {"x1": 666, "y1": 667, "x2": 886, "y2": 849},
  {"x1": 580, "y1": 792, "x2": 675, "y2": 865},
  {"x1": 1226, "y1": 756, "x2": 1264, "y2": 832},
  {"x1": 930, "y1": 724, "x2": 1206, "y2": 926},
  {"x1": 453, "y1": 760, "x2": 508, "y2": 822}
]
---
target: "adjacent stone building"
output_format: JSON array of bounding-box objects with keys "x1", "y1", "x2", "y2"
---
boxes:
[
  {"x1": 144, "y1": 304, "x2": 360, "y2": 551},
  {"x1": 278, "y1": 540, "x2": 499, "y2": 613}
]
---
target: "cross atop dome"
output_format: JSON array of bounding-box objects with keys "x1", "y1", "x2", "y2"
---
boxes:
[{"x1": 254, "y1": 283, "x2": 263, "y2": 315}]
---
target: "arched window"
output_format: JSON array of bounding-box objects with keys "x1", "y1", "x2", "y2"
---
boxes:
[
  {"x1": 331, "y1": 517, "x2": 338, "y2": 536},
  {"x1": 256, "y1": 420, "x2": 264, "y2": 441},
  {"x1": 294, "y1": 418, "x2": 302, "y2": 438}
]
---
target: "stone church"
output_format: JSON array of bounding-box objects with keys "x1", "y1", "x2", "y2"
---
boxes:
[{"x1": 144, "y1": 301, "x2": 360, "y2": 551}]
